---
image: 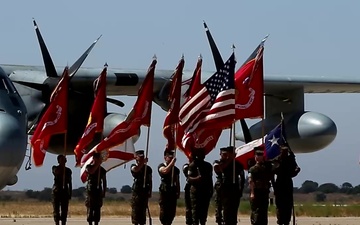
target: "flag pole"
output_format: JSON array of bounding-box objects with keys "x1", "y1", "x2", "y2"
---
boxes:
[
  {"x1": 232, "y1": 122, "x2": 236, "y2": 183},
  {"x1": 171, "y1": 124, "x2": 178, "y2": 187},
  {"x1": 62, "y1": 132, "x2": 67, "y2": 189},
  {"x1": 143, "y1": 126, "x2": 151, "y2": 188},
  {"x1": 229, "y1": 125, "x2": 233, "y2": 145},
  {"x1": 231, "y1": 44, "x2": 236, "y2": 184}
]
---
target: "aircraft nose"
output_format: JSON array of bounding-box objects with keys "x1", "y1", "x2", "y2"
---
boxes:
[{"x1": 0, "y1": 112, "x2": 27, "y2": 189}]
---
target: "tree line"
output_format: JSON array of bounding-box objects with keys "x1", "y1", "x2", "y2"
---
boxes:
[{"x1": 1, "y1": 180, "x2": 359, "y2": 202}]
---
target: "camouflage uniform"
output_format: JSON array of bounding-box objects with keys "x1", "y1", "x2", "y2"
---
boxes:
[
  {"x1": 273, "y1": 151, "x2": 300, "y2": 225},
  {"x1": 248, "y1": 161, "x2": 274, "y2": 225},
  {"x1": 188, "y1": 158, "x2": 213, "y2": 225},
  {"x1": 158, "y1": 163, "x2": 180, "y2": 225},
  {"x1": 52, "y1": 165, "x2": 72, "y2": 225},
  {"x1": 183, "y1": 163, "x2": 192, "y2": 225},
  {"x1": 213, "y1": 160, "x2": 223, "y2": 225},
  {"x1": 131, "y1": 163, "x2": 152, "y2": 225},
  {"x1": 85, "y1": 165, "x2": 106, "y2": 225},
  {"x1": 220, "y1": 160, "x2": 245, "y2": 225}
]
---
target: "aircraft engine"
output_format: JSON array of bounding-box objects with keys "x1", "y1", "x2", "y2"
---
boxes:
[{"x1": 235, "y1": 111, "x2": 337, "y2": 153}]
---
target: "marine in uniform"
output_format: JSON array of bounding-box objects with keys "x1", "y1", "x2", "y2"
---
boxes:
[
  {"x1": 52, "y1": 155, "x2": 72, "y2": 225},
  {"x1": 213, "y1": 153, "x2": 224, "y2": 225},
  {"x1": 248, "y1": 146, "x2": 274, "y2": 225},
  {"x1": 158, "y1": 150, "x2": 180, "y2": 225},
  {"x1": 215, "y1": 146, "x2": 245, "y2": 225},
  {"x1": 85, "y1": 152, "x2": 107, "y2": 225},
  {"x1": 131, "y1": 150, "x2": 153, "y2": 225},
  {"x1": 187, "y1": 148, "x2": 213, "y2": 225},
  {"x1": 182, "y1": 157, "x2": 193, "y2": 225},
  {"x1": 273, "y1": 145, "x2": 300, "y2": 225}
]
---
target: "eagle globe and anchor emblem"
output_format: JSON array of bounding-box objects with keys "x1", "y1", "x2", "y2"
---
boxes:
[
  {"x1": 235, "y1": 77, "x2": 256, "y2": 110},
  {"x1": 99, "y1": 149, "x2": 109, "y2": 161}
]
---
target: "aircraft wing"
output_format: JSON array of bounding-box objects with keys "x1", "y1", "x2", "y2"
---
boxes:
[{"x1": 265, "y1": 74, "x2": 360, "y2": 93}]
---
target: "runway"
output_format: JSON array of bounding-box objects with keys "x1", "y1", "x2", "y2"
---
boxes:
[{"x1": 1, "y1": 216, "x2": 360, "y2": 225}]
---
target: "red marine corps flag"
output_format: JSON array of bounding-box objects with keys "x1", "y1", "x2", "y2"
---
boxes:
[
  {"x1": 163, "y1": 58, "x2": 184, "y2": 151},
  {"x1": 176, "y1": 57, "x2": 202, "y2": 157},
  {"x1": 31, "y1": 67, "x2": 69, "y2": 166},
  {"x1": 235, "y1": 36, "x2": 267, "y2": 119},
  {"x1": 95, "y1": 59, "x2": 156, "y2": 152},
  {"x1": 74, "y1": 66, "x2": 107, "y2": 166}
]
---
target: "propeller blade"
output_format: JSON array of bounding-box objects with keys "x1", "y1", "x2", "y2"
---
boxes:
[
  {"x1": 106, "y1": 97, "x2": 124, "y2": 107},
  {"x1": 33, "y1": 19, "x2": 58, "y2": 78},
  {"x1": 240, "y1": 119, "x2": 253, "y2": 143},
  {"x1": 69, "y1": 35, "x2": 102, "y2": 78},
  {"x1": 203, "y1": 21, "x2": 224, "y2": 70}
]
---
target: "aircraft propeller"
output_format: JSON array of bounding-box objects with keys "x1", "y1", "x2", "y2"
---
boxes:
[
  {"x1": 33, "y1": 19, "x2": 101, "y2": 79},
  {"x1": 29, "y1": 19, "x2": 102, "y2": 133},
  {"x1": 106, "y1": 98, "x2": 125, "y2": 108}
]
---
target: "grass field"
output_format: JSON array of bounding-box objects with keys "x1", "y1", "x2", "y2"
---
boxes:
[
  {"x1": 2, "y1": 191, "x2": 360, "y2": 218},
  {"x1": 1, "y1": 199, "x2": 360, "y2": 218}
]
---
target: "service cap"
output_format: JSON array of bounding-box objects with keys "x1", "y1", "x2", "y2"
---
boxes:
[
  {"x1": 135, "y1": 150, "x2": 145, "y2": 156},
  {"x1": 220, "y1": 146, "x2": 235, "y2": 153},
  {"x1": 254, "y1": 146, "x2": 264, "y2": 156},
  {"x1": 164, "y1": 150, "x2": 175, "y2": 157}
]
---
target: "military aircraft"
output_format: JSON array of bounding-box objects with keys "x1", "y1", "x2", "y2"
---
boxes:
[{"x1": 0, "y1": 20, "x2": 356, "y2": 189}]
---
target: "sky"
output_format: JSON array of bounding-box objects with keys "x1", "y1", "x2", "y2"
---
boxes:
[{"x1": 1, "y1": 0, "x2": 360, "y2": 191}]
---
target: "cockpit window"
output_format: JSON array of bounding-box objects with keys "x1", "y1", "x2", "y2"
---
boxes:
[
  {"x1": 0, "y1": 78, "x2": 17, "y2": 94},
  {"x1": 0, "y1": 79, "x2": 6, "y2": 91}
]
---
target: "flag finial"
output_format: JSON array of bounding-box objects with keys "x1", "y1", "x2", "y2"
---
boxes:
[
  {"x1": 231, "y1": 44, "x2": 236, "y2": 53},
  {"x1": 181, "y1": 53, "x2": 184, "y2": 59},
  {"x1": 198, "y1": 54, "x2": 202, "y2": 60},
  {"x1": 152, "y1": 54, "x2": 157, "y2": 60},
  {"x1": 104, "y1": 62, "x2": 108, "y2": 68}
]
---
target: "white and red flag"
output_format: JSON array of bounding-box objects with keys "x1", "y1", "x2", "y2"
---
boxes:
[{"x1": 80, "y1": 138, "x2": 135, "y2": 183}]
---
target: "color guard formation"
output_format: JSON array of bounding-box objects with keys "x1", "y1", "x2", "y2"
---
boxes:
[{"x1": 50, "y1": 143, "x2": 300, "y2": 225}]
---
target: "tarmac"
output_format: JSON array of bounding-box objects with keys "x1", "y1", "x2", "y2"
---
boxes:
[{"x1": 1, "y1": 216, "x2": 360, "y2": 225}]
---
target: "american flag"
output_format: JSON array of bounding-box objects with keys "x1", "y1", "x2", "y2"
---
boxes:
[{"x1": 179, "y1": 52, "x2": 236, "y2": 135}]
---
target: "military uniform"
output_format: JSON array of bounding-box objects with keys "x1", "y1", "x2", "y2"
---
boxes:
[
  {"x1": 183, "y1": 163, "x2": 193, "y2": 225},
  {"x1": 85, "y1": 164, "x2": 106, "y2": 225},
  {"x1": 273, "y1": 148, "x2": 300, "y2": 225},
  {"x1": 220, "y1": 160, "x2": 245, "y2": 225},
  {"x1": 188, "y1": 154, "x2": 213, "y2": 225},
  {"x1": 213, "y1": 160, "x2": 223, "y2": 225},
  {"x1": 131, "y1": 163, "x2": 152, "y2": 225},
  {"x1": 248, "y1": 148, "x2": 274, "y2": 225},
  {"x1": 52, "y1": 164, "x2": 72, "y2": 225},
  {"x1": 158, "y1": 161, "x2": 180, "y2": 225}
]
